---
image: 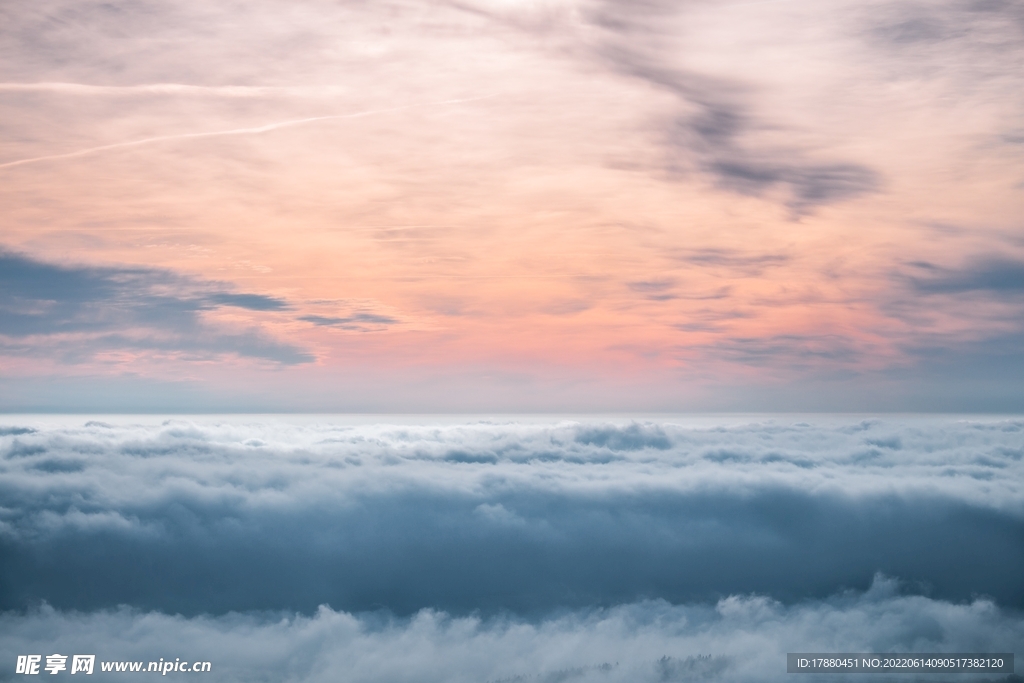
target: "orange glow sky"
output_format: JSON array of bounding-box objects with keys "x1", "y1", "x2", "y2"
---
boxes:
[{"x1": 2, "y1": 0, "x2": 1023, "y2": 411}]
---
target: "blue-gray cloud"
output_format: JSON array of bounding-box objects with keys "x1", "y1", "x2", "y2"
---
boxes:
[
  {"x1": 1, "y1": 417, "x2": 1021, "y2": 618},
  {"x1": 300, "y1": 312, "x2": 398, "y2": 329},
  {"x1": 206, "y1": 292, "x2": 290, "y2": 311},
  {"x1": 0, "y1": 250, "x2": 311, "y2": 364},
  {"x1": 909, "y1": 257, "x2": 1024, "y2": 295}
]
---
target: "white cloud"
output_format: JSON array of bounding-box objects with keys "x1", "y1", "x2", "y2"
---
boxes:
[
  {"x1": 1, "y1": 416, "x2": 1021, "y2": 618},
  {"x1": 0, "y1": 580, "x2": 1021, "y2": 683}
]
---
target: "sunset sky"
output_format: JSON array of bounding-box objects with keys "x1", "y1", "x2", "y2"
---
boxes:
[{"x1": 2, "y1": 0, "x2": 1023, "y2": 412}]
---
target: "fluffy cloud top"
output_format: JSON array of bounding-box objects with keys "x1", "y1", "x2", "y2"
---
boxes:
[
  {"x1": 1, "y1": 416, "x2": 1022, "y2": 616},
  {"x1": 1, "y1": 580, "x2": 1022, "y2": 683}
]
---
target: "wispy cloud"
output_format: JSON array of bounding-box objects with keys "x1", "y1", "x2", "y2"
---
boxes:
[
  {"x1": 0, "y1": 82, "x2": 350, "y2": 96},
  {"x1": 301, "y1": 312, "x2": 399, "y2": 330},
  {"x1": 674, "y1": 249, "x2": 790, "y2": 275},
  {"x1": 908, "y1": 256, "x2": 1024, "y2": 295},
  {"x1": 586, "y1": 0, "x2": 881, "y2": 213},
  {"x1": 698, "y1": 333, "x2": 865, "y2": 368}
]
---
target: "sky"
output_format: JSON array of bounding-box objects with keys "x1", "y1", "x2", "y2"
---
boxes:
[{"x1": 2, "y1": 0, "x2": 1024, "y2": 412}]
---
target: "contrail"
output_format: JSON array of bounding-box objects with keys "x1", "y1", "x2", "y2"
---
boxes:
[
  {"x1": 0, "y1": 95, "x2": 497, "y2": 171},
  {"x1": 0, "y1": 82, "x2": 354, "y2": 97}
]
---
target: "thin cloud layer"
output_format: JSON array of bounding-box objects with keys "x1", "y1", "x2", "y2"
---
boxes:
[{"x1": 1, "y1": 417, "x2": 1021, "y2": 615}]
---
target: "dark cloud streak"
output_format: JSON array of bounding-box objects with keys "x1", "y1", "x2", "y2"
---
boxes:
[
  {"x1": 909, "y1": 256, "x2": 1024, "y2": 294},
  {"x1": 588, "y1": 2, "x2": 880, "y2": 213},
  {"x1": 300, "y1": 312, "x2": 398, "y2": 329},
  {"x1": 0, "y1": 250, "x2": 311, "y2": 364}
]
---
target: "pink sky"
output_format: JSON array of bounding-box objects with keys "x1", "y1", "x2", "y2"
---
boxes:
[{"x1": 1, "y1": 0, "x2": 1023, "y2": 411}]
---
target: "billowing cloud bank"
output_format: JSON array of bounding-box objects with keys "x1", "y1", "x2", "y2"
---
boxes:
[
  {"x1": 1, "y1": 416, "x2": 1022, "y2": 615},
  {"x1": 1, "y1": 416, "x2": 1022, "y2": 680},
  {"x1": 2, "y1": 584, "x2": 1022, "y2": 683}
]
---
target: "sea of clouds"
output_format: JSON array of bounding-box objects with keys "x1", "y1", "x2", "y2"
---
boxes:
[{"x1": 1, "y1": 415, "x2": 1022, "y2": 681}]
